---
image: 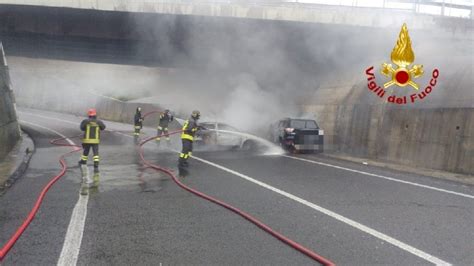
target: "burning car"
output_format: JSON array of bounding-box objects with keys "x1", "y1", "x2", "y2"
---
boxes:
[
  {"x1": 194, "y1": 122, "x2": 257, "y2": 151},
  {"x1": 270, "y1": 118, "x2": 324, "y2": 153}
]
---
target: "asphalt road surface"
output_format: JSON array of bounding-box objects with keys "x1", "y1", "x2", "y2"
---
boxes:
[{"x1": 0, "y1": 108, "x2": 472, "y2": 265}]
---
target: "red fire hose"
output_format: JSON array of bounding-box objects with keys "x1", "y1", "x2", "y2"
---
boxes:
[
  {"x1": 138, "y1": 133, "x2": 335, "y2": 266},
  {"x1": 1, "y1": 123, "x2": 335, "y2": 265},
  {"x1": 0, "y1": 134, "x2": 82, "y2": 261}
]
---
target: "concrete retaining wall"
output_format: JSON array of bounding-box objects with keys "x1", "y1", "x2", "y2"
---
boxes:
[
  {"x1": 334, "y1": 105, "x2": 474, "y2": 174},
  {"x1": 4, "y1": 4, "x2": 471, "y2": 174},
  {"x1": 305, "y1": 103, "x2": 474, "y2": 175},
  {"x1": 15, "y1": 75, "x2": 474, "y2": 175},
  {"x1": 16, "y1": 86, "x2": 180, "y2": 131},
  {"x1": 303, "y1": 64, "x2": 473, "y2": 175},
  {"x1": 0, "y1": 44, "x2": 20, "y2": 160},
  {"x1": 16, "y1": 88, "x2": 172, "y2": 127}
]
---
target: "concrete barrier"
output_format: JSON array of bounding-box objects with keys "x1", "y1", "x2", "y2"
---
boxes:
[
  {"x1": 303, "y1": 64, "x2": 473, "y2": 175},
  {"x1": 0, "y1": 43, "x2": 20, "y2": 160},
  {"x1": 94, "y1": 98, "x2": 181, "y2": 131},
  {"x1": 15, "y1": 81, "x2": 474, "y2": 175},
  {"x1": 14, "y1": 70, "x2": 473, "y2": 175},
  {"x1": 16, "y1": 85, "x2": 181, "y2": 133},
  {"x1": 310, "y1": 104, "x2": 474, "y2": 175}
]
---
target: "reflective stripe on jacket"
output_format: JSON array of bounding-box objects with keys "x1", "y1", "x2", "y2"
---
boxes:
[
  {"x1": 181, "y1": 119, "x2": 198, "y2": 141},
  {"x1": 80, "y1": 118, "x2": 106, "y2": 144}
]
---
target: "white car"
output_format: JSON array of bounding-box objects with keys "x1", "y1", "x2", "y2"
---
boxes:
[{"x1": 194, "y1": 122, "x2": 257, "y2": 150}]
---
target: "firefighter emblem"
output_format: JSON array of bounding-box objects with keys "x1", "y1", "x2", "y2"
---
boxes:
[{"x1": 381, "y1": 23, "x2": 424, "y2": 90}]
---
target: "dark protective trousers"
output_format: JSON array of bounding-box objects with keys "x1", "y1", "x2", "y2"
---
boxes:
[
  {"x1": 178, "y1": 139, "x2": 193, "y2": 167},
  {"x1": 134, "y1": 123, "x2": 142, "y2": 136},
  {"x1": 80, "y1": 143, "x2": 100, "y2": 167},
  {"x1": 156, "y1": 126, "x2": 170, "y2": 143}
]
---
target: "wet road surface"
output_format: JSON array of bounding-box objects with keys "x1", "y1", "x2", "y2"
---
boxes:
[{"x1": 0, "y1": 108, "x2": 472, "y2": 265}]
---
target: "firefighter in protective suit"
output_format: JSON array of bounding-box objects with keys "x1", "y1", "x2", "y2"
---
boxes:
[
  {"x1": 78, "y1": 108, "x2": 106, "y2": 172},
  {"x1": 156, "y1": 109, "x2": 173, "y2": 146},
  {"x1": 178, "y1": 110, "x2": 201, "y2": 169},
  {"x1": 133, "y1": 107, "x2": 143, "y2": 136}
]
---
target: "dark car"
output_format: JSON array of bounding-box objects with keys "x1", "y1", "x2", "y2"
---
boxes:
[{"x1": 270, "y1": 118, "x2": 324, "y2": 153}]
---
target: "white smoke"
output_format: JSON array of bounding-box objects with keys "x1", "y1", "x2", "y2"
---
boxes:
[{"x1": 219, "y1": 74, "x2": 289, "y2": 133}]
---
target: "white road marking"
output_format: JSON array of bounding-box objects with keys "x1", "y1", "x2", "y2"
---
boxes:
[
  {"x1": 19, "y1": 110, "x2": 461, "y2": 265},
  {"x1": 20, "y1": 120, "x2": 76, "y2": 146},
  {"x1": 19, "y1": 111, "x2": 135, "y2": 137},
  {"x1": 282, "y1": 155, "x2": 474, "y2": 200},
  {"x1": 57, "y1": 193, "x2": 88, "y2": 266},
  {"x1": 190, "y1": 155, "x2": 451, "y2": 266},
  {"x1": 19, "y1": 112, "x2": 79, "y2": 125},
  {"x1": 20, "y1": 120, "x2": 88, "y2": 266}
]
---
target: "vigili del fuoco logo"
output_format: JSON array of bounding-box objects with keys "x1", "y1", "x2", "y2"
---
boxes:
[{"x1": 365, "y1": 23, "x2": 440, "y2": 105}]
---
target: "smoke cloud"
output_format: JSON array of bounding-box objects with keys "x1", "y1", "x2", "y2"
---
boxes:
[{"x1": 7, "y1": 7, "x2": 473, "y2": 136}]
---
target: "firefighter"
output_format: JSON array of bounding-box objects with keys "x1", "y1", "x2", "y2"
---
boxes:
[
  {"x1": 78, "y1": 108, "x2": 106, "y2": 172},
  {"x1": 156, "y1": 109, "x2": 173, "y2": 146},
  {"x1": 178, "y1": 110, "x2": 201, "y2": 169},
  {"x1": 134, "y1": 107, "x2": 143, "y2": 136}
]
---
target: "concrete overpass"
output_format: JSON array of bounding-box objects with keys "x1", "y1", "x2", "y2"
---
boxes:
[
  {"x1": 0, "y1": 1, "x2": 472, "y2": 174},
  {"x1": 0, "y1": 3, "x2": 473, "y2": 265},
  {"x1": 1, "y1": 0, "x2": 473, "y2": 30}
]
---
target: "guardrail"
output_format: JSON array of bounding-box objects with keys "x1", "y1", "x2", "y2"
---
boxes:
[
  {"x1": 142, "y1": 0, "x2": 473, "y2": 19},
  {"x1": 0, "y1": 0, "x2": 471, "y2": 19}
]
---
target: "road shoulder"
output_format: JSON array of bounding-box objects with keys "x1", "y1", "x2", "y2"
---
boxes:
[
  {"x1": 0, "y1": 128, "x2": 35, "y2": 195},
  {"x1": 318, "y1": 152, "x2": 474, "y2": 185}
]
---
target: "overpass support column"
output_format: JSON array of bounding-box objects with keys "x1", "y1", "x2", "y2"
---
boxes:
[{"x1": 0, "y1": 42, "x2": 20, "y2": 160}]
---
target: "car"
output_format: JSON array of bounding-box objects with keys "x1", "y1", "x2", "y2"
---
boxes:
[
  {"x1": 270, "y1": 118, "x2": 324, "y2": 153},
  {"x1": 194, "y1": 122, "x2": 257, "y2": 151}
]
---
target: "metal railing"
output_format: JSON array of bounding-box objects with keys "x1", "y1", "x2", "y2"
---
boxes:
[{"x1": 147, "y1": 0, "x2": 473, "y2": 19}]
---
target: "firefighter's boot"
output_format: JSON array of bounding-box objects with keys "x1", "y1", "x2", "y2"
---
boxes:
[
  {"x1": 178, "y1": 166, "x2": 189, "y2": 178},
  {"x1": 178, "y1": 157, "x2": 189, "y2": 168},
  {"x1": 80, "y1": 183, "x2": 88, "y2": 195},
  {"x1": 91, "y1": 172, "x2": 100, "y2": 189}
]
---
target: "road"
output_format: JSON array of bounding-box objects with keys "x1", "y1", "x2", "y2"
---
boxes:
[{"x1": 0, "y1": 108, "x2": 473, "y2": 265}]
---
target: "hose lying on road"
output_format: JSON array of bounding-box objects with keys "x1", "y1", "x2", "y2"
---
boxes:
[
  {"x1": 138, "y1": 133, "x2": 335, "y2": 266},
  {"x1": 0, "y1": 124, "x2": 334, "y2": 265},
  {"x1": 0, "y1": 134, "x2": 82, "y2": 261}
]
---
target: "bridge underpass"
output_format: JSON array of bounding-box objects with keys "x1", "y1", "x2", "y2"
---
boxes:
[{"x1": 0, "y1": 2, "x2": 473, "y2": 265}]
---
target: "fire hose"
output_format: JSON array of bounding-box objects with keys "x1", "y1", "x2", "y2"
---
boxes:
[
  {"x1": 0, "y1": 134, "x2": 83, "y2": 261},
  {"x1": 138, "y1": 132, "x2": 335, "y2": 265},
  {"x1": 1, "y1": 121, "x2": 335, "y2": 265},
  {"x1": 0, "y1": 112, "x2": 160, "y2": 260}
]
